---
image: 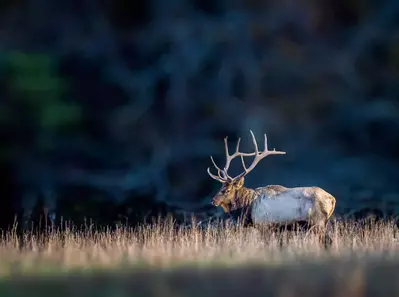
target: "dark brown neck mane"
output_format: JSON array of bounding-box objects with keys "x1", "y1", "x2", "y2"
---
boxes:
[
  {"x1": 223, "y1": 187, "x2": 257, "y2": 226},
  {"x1": 224, "y1": 186, "x2": 257, "y2": 213}
]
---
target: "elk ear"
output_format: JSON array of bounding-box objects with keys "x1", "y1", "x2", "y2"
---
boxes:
[{"x1": 235, "y1": 177, "x2": 245, "y2": 189}]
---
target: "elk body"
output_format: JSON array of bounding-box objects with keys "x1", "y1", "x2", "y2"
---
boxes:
[{"x1": 207, "y1": 131, "x2": 336, "y2": 244}]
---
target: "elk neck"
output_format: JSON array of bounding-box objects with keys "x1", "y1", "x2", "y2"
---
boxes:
[{"x1": 233, "y1": 186, "x2": 258, "y2": 210}]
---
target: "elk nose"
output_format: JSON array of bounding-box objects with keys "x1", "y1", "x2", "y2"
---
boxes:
[{"x1": 211, "y1": 200, "x2": 215, "y2": 206}]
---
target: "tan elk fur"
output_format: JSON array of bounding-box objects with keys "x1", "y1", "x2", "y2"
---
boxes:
[
  {"x1": 212, "y1": 180, "x2": 336, "y2": 228},
  {"x1": 207, "y1": 131, "x2": 336, "y2": 232}
]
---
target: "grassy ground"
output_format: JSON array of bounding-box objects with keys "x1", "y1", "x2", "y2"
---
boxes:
[{"x1": 0, "y1": 218, "x2": 398, "y2": 296}]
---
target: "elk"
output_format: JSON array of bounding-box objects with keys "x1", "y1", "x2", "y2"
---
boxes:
[{"x1": 207, "y1": 130, "x2": 336, "y2": 245}]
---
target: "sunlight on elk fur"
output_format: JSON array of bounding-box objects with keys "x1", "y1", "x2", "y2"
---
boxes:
[{"x1": 207, "y1": 130, "x2": 336, "y2": 234}]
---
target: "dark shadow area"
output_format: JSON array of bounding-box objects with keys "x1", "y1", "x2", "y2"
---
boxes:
[{"x1": 0, "y1": 0, "x2": 399, "y2": 229}]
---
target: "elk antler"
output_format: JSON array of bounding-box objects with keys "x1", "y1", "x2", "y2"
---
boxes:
[{"x1": 207, "y1": 130, "x2": 286, "y2": 183}]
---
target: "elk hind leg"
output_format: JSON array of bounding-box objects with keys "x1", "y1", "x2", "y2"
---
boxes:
[{"x1": 314, "y1": 221, "x2": 332, "y2": 249}]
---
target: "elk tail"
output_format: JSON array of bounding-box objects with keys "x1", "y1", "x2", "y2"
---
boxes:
[{"x1": 327, "y1": 195, "x2": 336, "y2": 219}]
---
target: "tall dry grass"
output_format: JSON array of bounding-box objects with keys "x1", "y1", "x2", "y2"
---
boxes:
[{"x1": 0, "y1": 217, "x2": 397, "y2": 276}]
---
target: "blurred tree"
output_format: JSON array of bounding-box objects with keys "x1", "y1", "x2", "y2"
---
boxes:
[
  {"x1": 0, "y1": 0, "x2": 398, "y2": 227},
  {"x1": 104, "y1": 0, "x2": 151, "y2": 31},
  {"x1": 7, "y1": 51, "x2": 81, "y2": 151}
]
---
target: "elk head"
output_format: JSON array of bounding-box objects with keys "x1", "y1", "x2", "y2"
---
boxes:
[
  {"x1": 210, "y1": 177, "x2": 246, "y2": 212},
  {"x1": 207, "y1": 130, "x2": 286, "y2": 212}
]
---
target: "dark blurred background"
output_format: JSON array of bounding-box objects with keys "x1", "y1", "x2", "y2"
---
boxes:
[{"x1": 1, "y1": 0, "x2": 399, "y2": 230}]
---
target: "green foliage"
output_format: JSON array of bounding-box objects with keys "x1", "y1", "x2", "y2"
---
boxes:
[
  {"x1": 5, "y1": 50, "x2": 82, "y2": 150},
  {"x1": 7, "y1": 51, "x2": 81, "y2": 128},
  {"x1": 8, "y1": 51, "x2": 66, "y2": 102},
  {"x1": 39, "y1": 102, "x2": 81, "y2": 130}
]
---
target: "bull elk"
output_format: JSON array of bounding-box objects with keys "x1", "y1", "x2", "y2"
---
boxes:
[{"x1": 207, "y1": 130, "x2": 336, "y2": 245}]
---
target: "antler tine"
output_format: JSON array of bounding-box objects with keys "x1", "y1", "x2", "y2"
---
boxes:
[
  {"x1": 226, "y1": 137, "x2": 256, "y2": 168},
  {"x1": 207, "y1": 155, "x2": 229, "y2": 182},
  {"x1": 208, "y1": 131, "x2": 279, "y2": 183},
  {"x1": 223, "y1": 136, "x2": 229, "y2": 164},
  {"x1": 222, "y1": 137, "x2": 232, "y2": 176},
  {"x1": 222, "y1": 136, "x2": 255, "y2": 180},
  {"x1": 207, "y1": 167, "x2": 226, "y2": 183},
  {"x1": 235, "y1": 130, "x2": 286, "y2": 179},
  {"x1": 252, "y1": 130, "x2": 286, "y2": 157},
  {"x1": 223, "y1": 136, "x2": 240, "y2": 170},
  {"x1": 206, "y1": 136, "x2": 240, "y2": 183},
  {"x1": 235, "y1": 137, "x2": 241, "y2": 154},
  {"x1": 250, "y1": 130, "x2": 259, "y2": 154},
  {"x1": 237, "y1": 130, "x2": 259, "y2": 173},
  {"x1": 222, "y1": 136, "x2": 234, "y2": 181},
  {"x1": 210, "y1": 156, "x2": 229, "y2": 180},
  {"x1": 240, "y1": 155, "x2": 247, "y2": 171}
]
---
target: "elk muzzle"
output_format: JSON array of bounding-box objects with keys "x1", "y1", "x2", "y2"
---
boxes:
[
  {"x1": 211, "y1": 198, "x2": 220, "y2": 206},
  {"x1": 211, "y1": 196, "x2": 231, "y2": 212}
]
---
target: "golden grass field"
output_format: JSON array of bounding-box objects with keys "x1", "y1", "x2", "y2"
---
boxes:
[{"x1": 0, "y1": 217, "x2": 398, "y2": 297}]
